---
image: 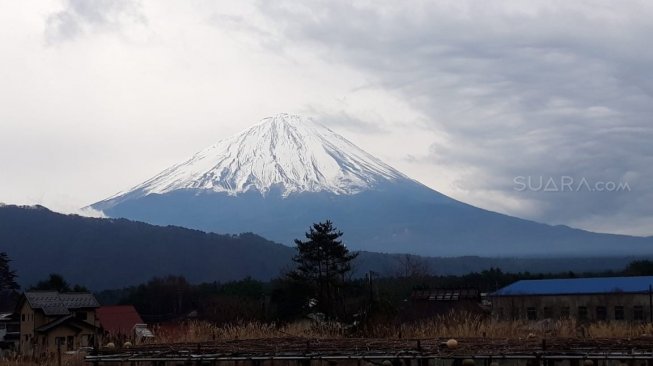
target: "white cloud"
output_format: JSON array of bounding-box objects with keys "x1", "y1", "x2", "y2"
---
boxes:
[{"x1": 0, "y1": 1, "x2": 651, "y2": 235}]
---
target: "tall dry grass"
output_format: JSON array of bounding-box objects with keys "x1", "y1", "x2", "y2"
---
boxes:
[
  {"x1": 151, "y1": 312, "x2": 653, "y2": 343},
  {"x1": 153, "y1": 319, "x2": 347, "y2": 343},
  {"x1": 0, "y1": 354, "x2": 84, "y2": 366},
  {"x1": 375, "y1": 312, "x2": 653, "y2": 339}
]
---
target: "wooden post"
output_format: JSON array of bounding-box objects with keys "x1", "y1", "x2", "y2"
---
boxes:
[{"x1": 57, "y1": 343, "x2": 62, "y2": 366}]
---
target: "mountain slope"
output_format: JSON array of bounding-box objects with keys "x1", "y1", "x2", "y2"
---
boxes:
[
  {"x1": 0, "y1": 205, "x2": 292, "y2": 290},
  {"x1": 1, "y1": 205, "x2": 648, "y2": 290},
  {"x1": 92, "y1": 113, "x2": 653, "y2": 257}
]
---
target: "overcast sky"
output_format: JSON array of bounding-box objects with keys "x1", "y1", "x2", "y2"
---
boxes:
[{"x1": 1, "y1": 1, "x2": 652, "y2": 236}]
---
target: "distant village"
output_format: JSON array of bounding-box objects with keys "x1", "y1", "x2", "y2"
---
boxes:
[
  {"x1": 0, "y1": 291, "x2": 153, "y2": 357},
  {"x1": 3, "y1": 272, "x2": 653, "y2": 359},
  {"x1": 3, "y1": 223, "x2": 653, "y2": 362}
]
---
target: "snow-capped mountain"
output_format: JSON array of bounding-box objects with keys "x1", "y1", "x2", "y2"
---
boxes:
[
  {"x1": 92, "y1": 113, "x2": 653, "y2": 257},
  {"x1": 103, "y1": 114, "x2": 406, "y2": 208}
]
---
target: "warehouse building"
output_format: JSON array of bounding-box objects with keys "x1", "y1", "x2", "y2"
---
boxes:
[
  {"x1": 404, "y1": 288, "x2": 484, "y2": 320},
  {"x1": 491, "y1": 276, "x2": 653, "y2": 322}
]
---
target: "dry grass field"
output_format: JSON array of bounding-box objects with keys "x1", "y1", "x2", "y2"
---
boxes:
[
  {"x1": 152, "y1": 312, "x2": 653, "y2": 343},
  {"x1": 7, "y1": 312, "x2": 653, "y2": 366}
]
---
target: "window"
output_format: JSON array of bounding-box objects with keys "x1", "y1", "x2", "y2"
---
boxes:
[
  {"x1": 634, "y1": 306, "x2": 644, "y2": 321},
  {"x1": 596, "y1": 306, "x2": 607, "y2": 321},
  {"x1": 76, "y1": 311, "x2": 87, "y2": 321},
  {"x1": 560, "y1": 306, "x2": 570, "y2": 318},
  {"x1": 615, "y1": 306, "x2": 625, "y2": 320},
  {"x1": 543, "y1": 306, "x2": 553, "y2": 318},
  {"x1": 81, "y1": 334, "x2": 91, "y2": 347},
  {"x1": 55, "y1": 337, "x2": 65, "y2": 347},
  {"x1": 578, "y1": 306, "x2": 588, "y2": 320},
  {"x1": 527, "y1": 307, "x2": 537, "y2": 320},
  {"x1": 21, "y1": 314, "x2": 25, "y2": 322}
]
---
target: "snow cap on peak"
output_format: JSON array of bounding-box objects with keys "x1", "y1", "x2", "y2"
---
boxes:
[
  {"x1": 108, "y1": 114, "x2": 408, "y2": 200},
  {"x1": 252, "y1": 113, "x2": 332, "y2": 135},
  {"x1": 261, "y1": 113, "x2": 309, "y2": 124}
]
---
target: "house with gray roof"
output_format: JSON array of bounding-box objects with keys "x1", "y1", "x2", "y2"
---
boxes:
[{"x1": 17, "y1": 291, "x2": 100, "y2": 356}]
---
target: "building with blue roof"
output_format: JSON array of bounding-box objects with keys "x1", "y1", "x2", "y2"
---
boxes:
[{"x1": 491, "y1": 276, "x2": 653, "y2": 322}]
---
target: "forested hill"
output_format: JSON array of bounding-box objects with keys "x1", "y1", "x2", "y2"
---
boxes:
[
  {"x1": 0, "y1": 205, "x2": 649, "y2": 290},
  {"x1": 0, "y1": 205, "x2": 294, "y2": 289}
]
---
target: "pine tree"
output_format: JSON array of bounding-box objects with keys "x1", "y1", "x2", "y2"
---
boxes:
[
  {"x1": 0, "y1": 252, "x2": 19, "y2": 290},
  {"x1": 290, "y1": 220, "x2": 358, "y2": 319}
]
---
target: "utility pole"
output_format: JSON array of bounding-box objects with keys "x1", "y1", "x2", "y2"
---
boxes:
[
  {"x1": 648, "y1": 285, "x2": 653, "y2": 324},
  {"x1": 367, "y1": 270, "x2": 374, "y2": 303}
]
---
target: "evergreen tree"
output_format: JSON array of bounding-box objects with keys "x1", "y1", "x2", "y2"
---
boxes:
[
  {"x1": 30, "y1": 273, "x2": 88, "y2": 292},
  {"x1": 0, "y1": 252, "x2": 19, "y2": 290},
  {"x1": 624, "y1": 260, "x2": 653, "y2": 276},
  {"x1": 289, "y1": 220, "x2": 358, "y2": 319}
]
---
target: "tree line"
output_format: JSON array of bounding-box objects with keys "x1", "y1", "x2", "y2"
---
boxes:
[{"x1": 4, "y1": 221, "x2": 653, "y2": 324}]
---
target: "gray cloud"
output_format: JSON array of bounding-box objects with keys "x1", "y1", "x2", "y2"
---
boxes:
[
  {"x1": 249, "y1": 1, "x2": 653, "y2": 235},
  {"x1": 5, "y1": 1, "x2": 652, "y2": 236},
  {"x1": 301, "y1": 106, "x2": 390, "y2": 135},
  {"x1": 45, "y1": 0, "x2": 146, "y2": 44}
]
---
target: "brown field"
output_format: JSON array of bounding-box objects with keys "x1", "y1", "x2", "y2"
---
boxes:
[
  {"x1": 152, "y1": 312, "x2": 653, "y2": 343},
  {"x1": 6, "y1": 312, "x2": 653, "y2": 366}
]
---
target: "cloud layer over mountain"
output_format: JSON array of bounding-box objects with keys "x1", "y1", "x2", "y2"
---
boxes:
[{"x1": 1, "y1": 1, "x2": 651, "y2": 236}]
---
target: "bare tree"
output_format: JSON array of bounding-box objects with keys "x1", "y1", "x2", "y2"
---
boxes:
[{"x1": 395, "y1": 254, "x2": 432, "y2": 278}]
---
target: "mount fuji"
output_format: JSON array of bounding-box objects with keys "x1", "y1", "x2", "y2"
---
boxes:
[{"x1": 92, "y1": 113, "x2": 653, "y2": 257}]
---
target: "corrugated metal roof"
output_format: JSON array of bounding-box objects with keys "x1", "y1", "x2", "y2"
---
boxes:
[
  {"x1": 492, "y1": 276, "x2": 653, "y2": 296},
  {"x1": 25, "y1": 292, "x2": 99, "y2": 316},
  {"x1": 411, "y1": 289, "x2": 479, "y2": 301}
]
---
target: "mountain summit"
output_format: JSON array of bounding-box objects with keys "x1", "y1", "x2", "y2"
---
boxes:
[
  {"x1": 92, "y1": 114, "x2": 653, "y2": 257},
  {"x1": 98, "y1": 114, "x2": 407, "y2": 209}
]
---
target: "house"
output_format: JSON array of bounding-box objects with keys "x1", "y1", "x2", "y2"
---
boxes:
[
  {"x1": 404, "y1": 288, "x2": 484, "y2": 320},
  {"x1": 96, "y1": 305, "x2": 154, "y2": 344},
  {"x1": 0, "y1": 312, "x2": 19, "y2": 353},
  {"x1": 17, "y1": 291, "x2": 100, "y2": 356},
  {"x1": 0, "y1": 290, "x2": 19, "y2": 353},
  {"x1": 491, "y1": 276, "x2": 653, "y2": 322}
]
